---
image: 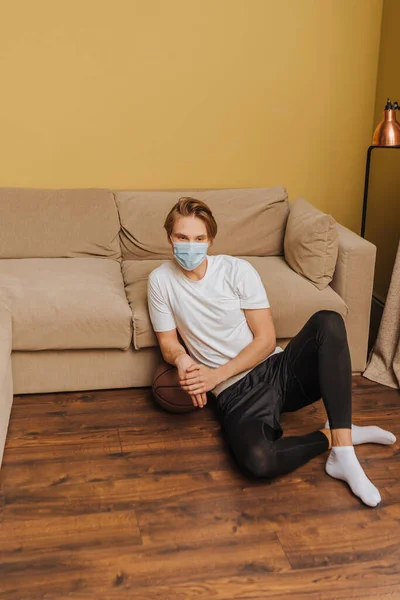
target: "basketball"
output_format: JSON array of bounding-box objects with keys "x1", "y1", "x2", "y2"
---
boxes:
[{"x1": 152, "y1": 361, "x2": 197, "y2": 413}]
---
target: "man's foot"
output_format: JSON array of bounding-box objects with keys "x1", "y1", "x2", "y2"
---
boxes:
[
  {"x1": 324, "y1": 419, "x2": 396, "y2": 446},
  {"x1": 325, "y1": 445, "x2": 381, "y2": 507}
]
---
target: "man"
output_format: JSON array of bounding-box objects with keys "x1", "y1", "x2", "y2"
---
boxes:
[{"x1": 147, "y1": 196, "x2": 396, "y2": 507}]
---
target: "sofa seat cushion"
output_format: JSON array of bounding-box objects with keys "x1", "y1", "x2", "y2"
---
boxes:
[
  {"x1": 122, "y1": 256, "x2": 348, "y2": 350},
  {"x1": 0, "y1": 259, "x2": 133, "y2": 351}
]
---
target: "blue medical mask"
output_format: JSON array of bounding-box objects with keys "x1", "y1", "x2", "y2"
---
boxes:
[{"x1": 170, "y1": 236, "x2": 209, "y2": 271}]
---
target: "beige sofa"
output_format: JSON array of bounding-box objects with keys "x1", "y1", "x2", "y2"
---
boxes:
[{"x1": 0, "y1": 186, "x2": 376, "y2": 466}]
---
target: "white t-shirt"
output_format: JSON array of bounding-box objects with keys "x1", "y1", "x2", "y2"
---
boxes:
[{"x1": 147, "y1": 254, "x2": 283, "y2": 397}]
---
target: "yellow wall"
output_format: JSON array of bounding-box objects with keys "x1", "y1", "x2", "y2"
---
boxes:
[
  {"x1": 0, "y1": 0, "x2": 383, "y2": 232},
  {"x1": 366, "y1": 0, "x2": 400, "y2": 302}
]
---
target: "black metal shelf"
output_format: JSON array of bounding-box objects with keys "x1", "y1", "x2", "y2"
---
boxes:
[{"x1": 361, "y1": 145, "x2": 400, "y2": 238}]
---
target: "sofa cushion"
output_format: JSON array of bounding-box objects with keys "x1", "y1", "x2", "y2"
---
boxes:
[
  {"x1": 122, "y1": 259, "x2": 170, "y2": 349},
  {"x1": 243, "y1": 256, "x2": 347, "y2": 336},
  {"x1": 122, "y1": 256, "x2": 348, "y2": 350},
  {"x1": 0, "y1": 187, "x2": 121, "y2": 261},
  {"x1": 284, "y1": 197, "x2": 339, "y2": 290},
  {"x1": 0, "y1": 259, "x2": 132, "y2": 351},
  {"x1": 114, "y1": 187, "x2": 289, "y2": 260}
]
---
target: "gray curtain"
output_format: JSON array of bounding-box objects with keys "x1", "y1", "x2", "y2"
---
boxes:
[{"x1": 363, "y1": 238, "x2": 400, "y2": 389}]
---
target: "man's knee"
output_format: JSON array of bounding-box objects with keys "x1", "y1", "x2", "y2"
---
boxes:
[
  {"x1": 242, "y1": 444, "x2": 280, "y2": 479},
  {"x1": 311, "y1": 310, "x2": 347, "y2": 343}
]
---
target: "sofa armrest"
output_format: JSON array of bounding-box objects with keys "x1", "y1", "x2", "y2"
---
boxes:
[
  {"x1": 0, "y1": 304, "x2": 13, "y2": 467},
  {"x1": 330, "y1": 223, "x2": 376, "y2": 372}
]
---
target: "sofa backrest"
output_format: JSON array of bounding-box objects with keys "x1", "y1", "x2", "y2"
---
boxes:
[
  {"x1": 113, "y1": 186, "x2": 289, "y2": 260},
  {"x1": 0, "y1": 187, "x2": 121, "y2": 260}
]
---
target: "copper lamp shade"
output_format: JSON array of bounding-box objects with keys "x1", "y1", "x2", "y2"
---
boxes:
[{"x1": 372, "y1": 98, "x2": 400, "y2": 146}]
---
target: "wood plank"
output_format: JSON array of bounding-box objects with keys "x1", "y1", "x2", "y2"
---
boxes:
[
  {"x1": 6, "y1": 390, "x2": 220, "y2": 446},
  {"x1": 2, "y1": 469, "x2": 244, "y2": 519},
  {"x1": 1, "y1": 427, "x2": 229, "y2": 492},
  {"x1": 65, "y1": 561, "x2": 400, "y2": 600},
  {"x1": 276, "y1": 515, "x2": 400, "y2": 569},
  {"x1": 134, "y1": 491, "x2": 381, "y2": 549},
  {"x1": 0, "y1": 430, "x2": 122, "y2": 490},
  {"x1": 0, "y1": 533, "x2": 291, "y2": 599},
  {"x1": 0, "y1": 510, "x2": 142, "y2": 554},
  {"x1": 2, "y1": 550, "x2": 400, "y2": 600}
]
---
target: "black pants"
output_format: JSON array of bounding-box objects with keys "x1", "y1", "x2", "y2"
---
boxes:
[{"x1": 210, "y1": 310, "x2": 353, "y2": 479}]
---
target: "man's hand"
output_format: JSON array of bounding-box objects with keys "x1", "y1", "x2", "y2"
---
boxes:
[
  {"x1": 178, "y1": 363, "x2": 221, "y2": 398},
  {"x1": 174, "y1": 354, "x2": 209, "y2": 408}
]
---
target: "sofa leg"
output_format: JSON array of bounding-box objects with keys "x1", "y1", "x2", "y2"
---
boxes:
[
  {"x1": 0, "y1": 359, "x2": 13, "y2": 466},
  {"x1": 0, "y1": 306, "x2": 13, "y2": 468}
]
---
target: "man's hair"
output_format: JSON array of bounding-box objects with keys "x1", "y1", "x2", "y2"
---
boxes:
[{"x1": 163, "y1": 196, "x2": 218, "y2": 241}]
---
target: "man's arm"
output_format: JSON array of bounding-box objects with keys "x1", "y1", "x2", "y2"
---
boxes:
[
  {"x1": 215, "y1": 307, "x2": 277, "y2": 385},
  {"x1": 156, "y1": 329, "x2": 209, "y2": 408},
  {"x1": 155, "y1": 328, "x2": 187, "y2": 366}
]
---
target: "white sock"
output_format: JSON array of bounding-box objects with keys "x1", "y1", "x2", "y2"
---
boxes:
[
  {"x1": 324, "y1": 419, "x2": 396, "y2": 446},
  {"x1": 325, "y1": 445, "x2": 381, "y2": 507}
]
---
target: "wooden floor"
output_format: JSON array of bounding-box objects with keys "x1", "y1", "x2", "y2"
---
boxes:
[{"x1": 0, "y1": 376, "x2": 399, "y2": 600}]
